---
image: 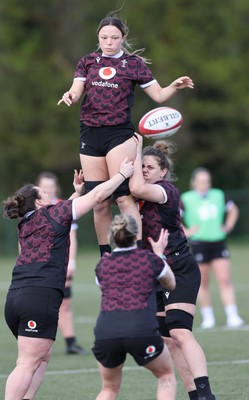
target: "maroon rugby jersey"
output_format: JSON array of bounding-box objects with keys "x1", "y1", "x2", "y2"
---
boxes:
[
  {"x1": 94, "y1": 248, "x2": 165, "y2": 339},
  {"x1": 140, "y1": 181, "x2": 191, "y2": 265},
  {"x1": 10, "y1": 200, "x2": 73, "y2": 293},
  {"x1": 74, "y1": 51, "x2": 156, "y2": 126}
]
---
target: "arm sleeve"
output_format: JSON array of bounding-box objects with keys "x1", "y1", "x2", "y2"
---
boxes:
[
  {"x1": 157, "y1": 262, "x2": 168, "y2": 279},
  {"x1": 155, "y1": 184, "x2": 168, "y2": 204},
  {"x1": 72, "y1": 199, "x2": 77, "y2": 221},
  {"x1": 136, "y1": 57, "x2": 157, "y2": 88},
  {"x1": 49, "y1": 200, "x2": 73, "y2": 226},
  {"x1": 74, "y1": 57, "x2": 87, "y2": 81}
]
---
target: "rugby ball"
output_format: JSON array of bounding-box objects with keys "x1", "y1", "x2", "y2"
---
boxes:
[{"x1": 138, "y1": 107, "x2": 183, "y2": 139}]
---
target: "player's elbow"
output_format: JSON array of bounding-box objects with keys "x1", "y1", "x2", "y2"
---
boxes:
[
  {"x1": 129, "y1": 181, "x2": 144, "y2": 199},
  {"x1": 93, "y1": 189, "x2": 108, "y2": 204},
  {"x1": 129, "y1": 182, "x2": 138, "y2": 197}
]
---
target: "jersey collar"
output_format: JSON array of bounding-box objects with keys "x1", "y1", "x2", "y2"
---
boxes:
[{"x1": 102, "y1": 50, "x2": 124, "y2": 58}]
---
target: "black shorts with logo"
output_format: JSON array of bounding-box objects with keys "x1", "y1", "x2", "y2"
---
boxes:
[
  {"x1": 79, "y1": 121, "x2": 135, "y2": 156},
  {"x1": 92, "y1": 334, "x2": 164, "y2": 368},
  {"x1": 190, "y1": 240, "x2": 230, "y2": 263},
  {"x1": 162, "y1": 254, "x2": 201, "y2": 306},
  {"x1": 5, "y1": 287, "x2": 63, "y2": 340}
]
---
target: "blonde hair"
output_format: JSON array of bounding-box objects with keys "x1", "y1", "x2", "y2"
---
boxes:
[{"x1": 108, "y1": 214, "x2": 138, "y2": 248}]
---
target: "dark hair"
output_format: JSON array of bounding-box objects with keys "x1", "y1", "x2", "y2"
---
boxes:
[
  {"x1": 35, "y1": 171, "x2": 61, "y2": 197},
  {"x1": 108, "y1": 214, "x2": 138, "y2": 248},
  {"x1": 142, "y1": 140, "x2": 177, "y2": 182},
  {"x1": 3, "y1": 184, "x2": 40, "y2": 219},
  {"x1": 97, "y1": 15, "x2": 128, "y2": 37},
  {"x1": 96, "y1": 13, "x2": 150, "y2": 63}
]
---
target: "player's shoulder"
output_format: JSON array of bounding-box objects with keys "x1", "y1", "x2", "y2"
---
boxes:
[
  {"x1": 77, "y1": 52, "x2": 100, "y2": 63},
  {"x1": 123, "y1": 52, "x2": 146, "y2": 64},
  {"x1": 210, "y1": 188, "x2": 223, "y2": 195},
  {"x1": 157, "y1": 180, "x2": 178, "y2": 193}
]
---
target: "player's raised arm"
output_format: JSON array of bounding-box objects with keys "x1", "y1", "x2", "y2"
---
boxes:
[
  {"x1": 143, "y1": 76, "x2": 194, "y2": 104},
  {"x1": 73, "y1": 158, "x2": 134, "y2": 219}
]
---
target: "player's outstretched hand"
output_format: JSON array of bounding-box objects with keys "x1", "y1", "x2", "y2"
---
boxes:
[
  {"x1": 171, "y1": 76, "x2": 194, "y2": 90},
  {"x1": 57, "y1": 91, "x2": 76, "y2": 106}
]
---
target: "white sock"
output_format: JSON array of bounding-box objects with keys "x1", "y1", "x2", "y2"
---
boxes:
[
  {"x1": 225, "y1": 304, "x2": 239, "y2": 318},
  {"x1": 200, "y1": 306, "x2": 215, "y2": 321}
]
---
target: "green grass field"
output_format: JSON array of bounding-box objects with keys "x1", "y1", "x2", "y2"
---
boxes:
[{"x1": 0, "y1": 244, "x2": 248, "y2": 399}]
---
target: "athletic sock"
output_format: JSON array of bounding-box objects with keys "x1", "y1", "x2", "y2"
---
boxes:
[
  {"x1": 200, "y1": 306, "x2": 215, "y2": 321},
  {"x1": 188, "y1": 389, "x2": 198, "y2": 400},
  {"x1": 65, "y1": 337, "x2": 76, "y2": 348},
  {"x1": 225, "y1": 304, "x2": 239, "y2": 318},
  {"x1": 194, "y1": 376, "x2": 213, "y2": 399},
  {"x1": 99, "y1": 244, "x2": 111, "y2": 256}
]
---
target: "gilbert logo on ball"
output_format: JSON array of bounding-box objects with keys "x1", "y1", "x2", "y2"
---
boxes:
[{"x1": 138, "y1": 107, "x2": 183, "y2": 139}]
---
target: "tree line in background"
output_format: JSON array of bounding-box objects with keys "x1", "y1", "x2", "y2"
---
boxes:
[{"x1": 0, "y1": 0, "x2": 248, "y2": 249}]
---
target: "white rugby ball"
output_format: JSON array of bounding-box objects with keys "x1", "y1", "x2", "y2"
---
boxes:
[{"x1": 138, "y1": 107, "x2": 183, "y2": 139}]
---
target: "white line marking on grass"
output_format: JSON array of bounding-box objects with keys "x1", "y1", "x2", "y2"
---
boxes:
[{"x1": 1, "y1": 359, "x2": 249, "y2": 379}]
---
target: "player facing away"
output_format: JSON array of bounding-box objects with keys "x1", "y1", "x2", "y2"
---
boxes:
[
  {"x1": 3, "y1": 160, "x2": 134, "y2": 400},
  {"x1": 35, "y1": 171, "x2": 89, "y2": 354},
  {"x1": 92, "y1": 214, "x2": 176, "y2": 400}
]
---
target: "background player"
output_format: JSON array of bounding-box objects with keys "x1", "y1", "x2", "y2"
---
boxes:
[{"x1": 181, "y1": 167, "x2": 244, "y2": 329}]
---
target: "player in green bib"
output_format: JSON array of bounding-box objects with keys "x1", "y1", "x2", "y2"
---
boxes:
[{"x1": 181, "y1": 167, "x2": 244, "y2": 329}]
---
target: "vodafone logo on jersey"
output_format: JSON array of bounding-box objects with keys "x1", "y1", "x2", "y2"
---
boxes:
[{"x1": 99, "y1": 67, "x2": 116, "y2": 80}]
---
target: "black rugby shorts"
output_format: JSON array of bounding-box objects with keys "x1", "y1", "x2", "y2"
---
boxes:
[
  {"x1": 92, "y1": 334, "x2": 164, "y2": 368},
  {"x1": 5, "y1": 287, "x2": 63, "y2": 340},
  {"x1": 162, "y1": 255, "x2": 201, "y2": 306},
  {"x1": 190, "y1": 240, "x2": 230, "y2": 263},
  {"x1": 79, "y1": 122, "x2": 134, "y2": 156}
]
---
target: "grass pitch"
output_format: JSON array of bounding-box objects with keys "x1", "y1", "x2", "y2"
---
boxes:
[{"x1": 0, "y1": 244, "x2": 248, "y2": 399}]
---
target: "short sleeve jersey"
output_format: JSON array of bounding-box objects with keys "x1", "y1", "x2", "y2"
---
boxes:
[
  {"x1": 181, "y1": 188, "x2": 231, "y2": 242},
  {"x1": 74, "y1": 51, "x2": 156, "y2": 126},
  {"x1": 140, "y1": 181, "x2": 191, "y2": 265},
  {"x1": 94, "y1": 248, "x2": 165, "y2": 339},
  {"x1": 10, "y1": 200, "x2": 73, "y2": 292}
]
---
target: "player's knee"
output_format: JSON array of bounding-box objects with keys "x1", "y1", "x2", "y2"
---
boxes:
[{"x1": 157, "y1": 373, "x2": 177, "y2": 391}]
